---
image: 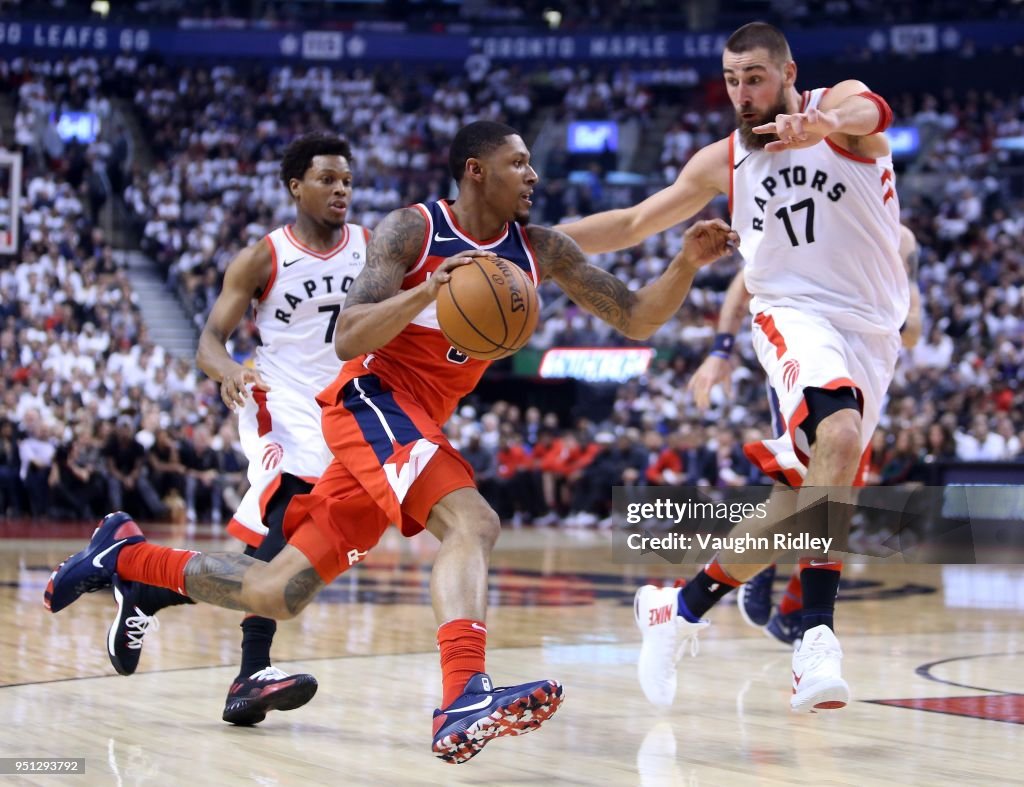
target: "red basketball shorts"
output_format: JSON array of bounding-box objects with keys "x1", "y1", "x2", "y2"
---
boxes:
[{"x1": 283, "y1": 373, "x2": 475, "y2": 583}]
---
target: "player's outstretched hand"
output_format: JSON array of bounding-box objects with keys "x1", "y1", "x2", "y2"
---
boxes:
[
  {"x1": 753, "y1": 107, "x2": 839, "y2": 152},
  {"x1": 687, "y1": 354, "x2": 732, "y2": 410},
  {"x1": 677, "y1": 219, "x2": 739, "y2": 270},
  {"x1": 220, "y1": 365, "x2": 271, "y2": 409},
  {"x1": 427, "y1": 249, "x2": 496, "y2": 298}
]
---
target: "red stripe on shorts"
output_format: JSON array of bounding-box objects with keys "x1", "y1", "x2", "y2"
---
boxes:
[
  {"x1": 754, "y1": 312, "x2": 788, "y2": 359},
  {"x1": 252, "y1": 388, "x2": 272, "y2": 436}
]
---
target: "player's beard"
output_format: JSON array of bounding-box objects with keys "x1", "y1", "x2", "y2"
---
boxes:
[{"x1": 737, "y1": 87, "x2": 788, "y2": 150}]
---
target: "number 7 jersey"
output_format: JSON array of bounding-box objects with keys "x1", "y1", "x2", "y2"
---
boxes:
[
  {"x1": 729, "y1": 88, "x2": 909, "y2": 335},
  {"x1": 255, "y1": 223, "x2": 370, "y2": 395}
]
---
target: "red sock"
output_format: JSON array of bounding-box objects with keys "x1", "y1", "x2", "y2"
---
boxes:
[
  {"x1": 437, "y1": 619, "x2": 486, "y2": 709},
  {"x1": 704, "y1": 557, "x2": 742, "y2": 588},
  {"x1": 779, "y1": 565, "x2": 803, "y2": 615},
  {"x1": 116, "y1": 543, "x2": 197, "y2": 596}
]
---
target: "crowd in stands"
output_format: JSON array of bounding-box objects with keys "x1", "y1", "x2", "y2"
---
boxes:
[{"x1": 0, "y1": 51, "x2": 1022, "y2": 526}]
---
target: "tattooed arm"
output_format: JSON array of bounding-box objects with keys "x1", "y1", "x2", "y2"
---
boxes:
[
  {"x1": 530, "y1": 219, "x2": 739, "y2": 340},
  {"x1": 333, "y1": 207, "x2": 426, "y2": 360},
  {"x1": 334, "y1": 207, "x2": 495, "y2": 360}
]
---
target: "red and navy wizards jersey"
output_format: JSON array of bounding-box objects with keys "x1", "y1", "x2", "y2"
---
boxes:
[{"x1": 326, "y1": 199, "x2": 540, "y2": 425}]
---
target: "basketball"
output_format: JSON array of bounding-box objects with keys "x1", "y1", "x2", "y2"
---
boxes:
[{"x1": 436, "y1": 256, "x2": 540, "y2": 360}]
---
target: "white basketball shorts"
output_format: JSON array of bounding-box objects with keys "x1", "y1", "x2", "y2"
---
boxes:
[
  {"x1": 228, "y1": 383, "x2": 333, "y2": 546},
  {"x1": 743, "y1": 306, "x2": 900, "y2": 487}
]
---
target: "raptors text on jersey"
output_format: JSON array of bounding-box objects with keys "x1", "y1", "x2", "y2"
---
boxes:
[
  {"x1": 255, "y1": 223, "x2": 369, "y2": 394},
  {"x1": 730, "y1": 88, "x2": 909, "y2": 335}
]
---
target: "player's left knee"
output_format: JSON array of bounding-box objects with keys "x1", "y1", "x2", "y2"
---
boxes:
[
  {"x1": 452, "y1": 497, "x2": 501, "y2": 547},
  {"x1": 813, "y1": 410, "x2": 863, "y2": 464},
  {"x1": 804, "y1": 387, "x2": 862, "y2": 456},
  {"x1": 468, "y1": 502, "x2": 501, "y2": 547}
]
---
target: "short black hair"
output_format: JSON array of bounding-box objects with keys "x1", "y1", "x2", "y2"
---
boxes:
[
  {"x1": 725, "y1": 22, "x2": 792, "y2": 65},
  {"x1": 449, "y1": 121, "x2": 520, "y2": 183},
  {"x1": 279, "y1": 133, "x2": 354, "y2": 189}
]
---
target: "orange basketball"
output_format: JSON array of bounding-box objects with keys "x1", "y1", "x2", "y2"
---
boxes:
[{"x1": 436, "y1": 256, "x2": 540, "y2": 360}]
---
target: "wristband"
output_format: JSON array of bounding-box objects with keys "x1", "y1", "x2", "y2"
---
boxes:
[
  {"x1": 858, "y1": 91, "x2": 893, "y2": 135},
  {"x1": 710, "y1": 332, "x2": 735, "y2": 359}
]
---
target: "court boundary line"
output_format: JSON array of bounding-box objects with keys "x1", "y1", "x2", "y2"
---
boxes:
[{"x1": 913, "y1": 651, "x2": 1021, "y2": 694}]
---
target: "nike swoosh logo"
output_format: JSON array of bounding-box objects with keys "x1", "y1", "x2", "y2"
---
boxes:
[
  {"x1": 446, "y1": 695, "x2": 493, "y2": 713},
  {"x1": 93, "y1": 539, "x2": 127, "y2": 568},
  {"x1": 282, "y1": 257, "x2": 304, "y2": 267},
  {"x1": 433, "y1": 232, "x2": 457, "y2": 242},
  {"x1": 733, "y1": 153, "x2": 752, "y2": 170},
  {"x1": 470, "y1": 622, "x2": 487, "y2": 632}
]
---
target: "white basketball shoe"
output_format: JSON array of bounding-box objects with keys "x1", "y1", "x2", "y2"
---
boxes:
[
  {"x1": 634, "y1": 585, "x2": 709, "y2": 706},
  {"x1": 790, "y1": 624, "x2": 850, "y2": 712}
]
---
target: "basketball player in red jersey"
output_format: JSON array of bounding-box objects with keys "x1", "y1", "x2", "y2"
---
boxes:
[
  {"x1": 45, "y1": 121, "x2": 737, "y2": 763},
  {"x1": 559, "y1": 22, "x2": 907, "y2": 712},
  {"x1": 102, "y1": 133, "x2": 369, "y2": 725}
]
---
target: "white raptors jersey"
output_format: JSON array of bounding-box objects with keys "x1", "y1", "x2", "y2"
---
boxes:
[
  {"x1": 254, "y1": 223, "x2": 369, "y2": 395},
  {"x1": 730, "y1": 88, "x2": 909, "y2": 335}
]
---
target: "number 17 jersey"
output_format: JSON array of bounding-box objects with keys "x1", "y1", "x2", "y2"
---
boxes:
[{"x1": 729, "y1": 88, "x2": 908, "y2": 335}]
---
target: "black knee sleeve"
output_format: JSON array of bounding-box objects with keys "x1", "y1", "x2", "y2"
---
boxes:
[
  {"x1": 243, "y1": 473, "x2": 315, "y2": 562},
  {"x1": 802, "y1": 387, "x2": 860, "y2": 447}
]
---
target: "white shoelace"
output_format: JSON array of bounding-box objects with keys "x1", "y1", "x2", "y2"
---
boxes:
[
  {"x1": 673, "y1": 622, "x2": 705, "y2": 663},
  {"x1": 124, "y1": 610, "x2": 159, "y2": 650},
  {"x1": 249, "y1": 665, "x2": 290, "y2": 681}
]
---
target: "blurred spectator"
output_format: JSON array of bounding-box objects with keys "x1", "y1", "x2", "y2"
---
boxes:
[
  {"x1": 104, "y1": 415, "x2": 167, "y2": 520},
  {"x1": 955, "y1": 414, "x2": 1008, "y2": 461},
  {"x1": 565, "y1": 430, "x2": 647, "y2": 527},
  {"x1": 462, "y1": 434, "x2": 499, "y2": 514},
  {"x1": 49, "y1": 433, "x2": 107, "y2": 520},
  {"x1": 0, "y1": 419, "x2": 21, "y2": 516},
  {"x1": 18, "y1": 409, "x2": 55, "y2": 517},
  {"x1": 181, "y1": 425, "x2": 223, "y2": 525},
  {"x1": 494, "y1": 433, "x2": 544, "y2": 524},
  {"x1": 216, "y1": 420, "x2": 248, "y2": 516},
  {"x1": 148, "y1": 428, "x2": 188, "y2": 518}
]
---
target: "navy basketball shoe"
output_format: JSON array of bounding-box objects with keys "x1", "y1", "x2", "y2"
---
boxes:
[
  {"x1": 222, "y1": 667, "x2": 319, "y2": 726},
  {"x1": 431, "y1": 673, "x2": 564, "y2": 764},
  {"x1": 766, "y1": 608, "x2": 803, "y2": 647},
  {"x1": 44, "y1": 512, "x2": 145, "y2": 613},
  {"x1": 737, "y1": 564, "x2": 776, "y2": 628},
  {"x1": 107, "y1": 576, "x2": 160, "y2": 676}
]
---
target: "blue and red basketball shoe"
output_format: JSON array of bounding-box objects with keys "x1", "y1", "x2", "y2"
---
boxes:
[
  {"x1": 44, "y1": 512, "x2": 145, "y2": 613},
  {"x1": 737, "y1": 564, "x2": 776, "y2": 628},
  {"x1": 431, "y1": 673, "x2": 564, "y2": 764},
  {"x1": 766, "y1": 608, "x2": 803, "y2": 647},
  {"x1": 107, "y1": 575, "x2": 160, "y2": 676},
  {"x1": 222, "y1": 666, "x2": 319, "y2": 726}
]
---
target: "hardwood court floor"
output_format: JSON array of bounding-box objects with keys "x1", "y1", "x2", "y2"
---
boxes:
[{"x1": 1, "y1": 521, "x2": 1022, "y2": 785}]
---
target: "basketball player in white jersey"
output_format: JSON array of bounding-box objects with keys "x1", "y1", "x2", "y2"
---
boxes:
[
  {"x1": 104, "y1": 133, "x2": 369, "y2": 725},
  {"x1": 689, "y1": 225, "x2": 923, "y2": 644},
  {"x1": 559, "y1": 22, "x2": 908, "y2": 712}
]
